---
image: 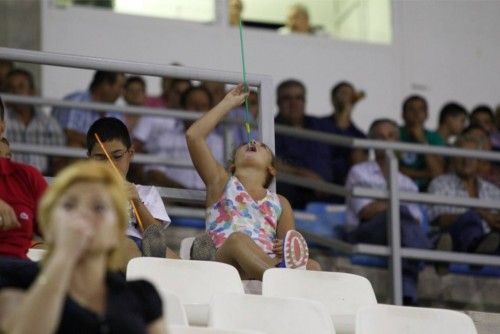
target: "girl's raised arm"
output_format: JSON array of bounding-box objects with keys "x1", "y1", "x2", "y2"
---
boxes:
[{"x1": 186, "y1": 84, "x2": 247, "y2": 195}]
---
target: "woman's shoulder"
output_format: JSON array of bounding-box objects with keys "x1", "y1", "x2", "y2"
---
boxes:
[{"x1": 108, "y1": 274, "x2": 163, "y2": 322}]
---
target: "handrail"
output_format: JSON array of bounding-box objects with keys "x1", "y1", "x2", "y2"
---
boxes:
[
  {"x1": 276, "y1": 124, "x2": 500, "y2": 162},
  {"x1": 0, "y1": 47, "x2": 268, "y2": 85},
  {"x1": 0, "y1": 93, "x2": 257, "y2": 126}
]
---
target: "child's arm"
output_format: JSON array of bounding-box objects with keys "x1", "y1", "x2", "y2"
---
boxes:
[
  {"x1": 276, "y1": 195, "x2": 296, "y2": 239},
  {"x1": 126, "y1": 182, "x2": 157, "y2": 231},
  {"x1": 273, "y1": 195, "x2": 296, "y2": 257},
  {"x1": 186, "y1": 85, "x2": 247, "y2": 200}
]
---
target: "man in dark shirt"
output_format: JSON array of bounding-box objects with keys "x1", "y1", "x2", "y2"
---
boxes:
[
  {"x1": 274, "y1": 79, "x2": 331, "y2": 209},
  {"x1": 316, "y1": 81, "x2": 367, "y2": 202}
]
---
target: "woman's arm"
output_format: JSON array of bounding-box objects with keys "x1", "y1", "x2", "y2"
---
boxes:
[
  {"x1": 0, "y1": 214, "x2": 93, "y2": 334},
  {"x1": 0, "y1": 254, "x2": 76, "y2": 334},
  {"x1": 186, "y1": 85, "x2": 247, "y2": 200}
]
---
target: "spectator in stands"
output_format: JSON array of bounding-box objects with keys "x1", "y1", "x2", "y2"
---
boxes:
[
  {"x1": 0, "y1": 95, "x2": 47, "y2": 259},
  {"x1": 186, "y1": 84, "x2": 320, "y2": 279},
  {"x1": 496, "y1": 105, "x2": 500, "y2": 131},
  {"x1": 5, "y1": 68, "x2": 65, "y2": 175},
  {"x1": 436, "y1": 102, "x2": 468, "y2": 145},
  {"x1": 141, "y1": 86, "x2": 223, "y2": 190},
  {"x1": 470, "y1": 105, "x2": 500, "y2": 152},
  {"x1": 399, "y1": 95, "x2": 445, "y2": 190},
  {"x1": 428, "y1": 134, "x2": 500, "y2": 254},
  {"x1": 145, "y1": 64, "x2": 187, "y2": 110},
  {"x1": 228, "y1": 0, "x2": 243, "y2": 27},
  {"x1": 135, "y1": 78, "x2": 192, "y2": 153},
  {"x1": 203, "y1": 81, "x2": 226, "y2": 107},
  {"x1": 0, "y1": 161, "x2": 165, "y2": 334},
  {"x1": 278, "y1": 3, "x2": 325, "y2": 36},
  {"x1": 0, "y1": 60, "x2": 13, "y2": 92},
  {"x1": 274, "y1": 79, "x2": 332, "y2": 209},
  {"x1": 316, "y1": 81, "x2": 367, "y2": 202},
  {"x1": 0, "y1": 137, "x2": 11, "y2": 159},
  {"x1": 345, "y1": 118, "x2": 432, "y2": 305},
  {"x1": 52, "y1": 71, "x2": 125, "y2": 148},
  {"x1": 122, "y1": 75, "x2": 146, "y2": 132},
  {"x1": 86, "y1": 117, "x2": 177, "y2": 259},
  {"x1": 460, "y1": 125, "x2": 500, "y2": 186}
]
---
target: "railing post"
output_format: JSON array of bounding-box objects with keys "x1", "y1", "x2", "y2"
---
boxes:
[
  {"x1": 385, "y1": 150, "x2": 403, "y2": 305},
  {"x1": 223, "y1": 121, "x2": 234, "y2": 164}
]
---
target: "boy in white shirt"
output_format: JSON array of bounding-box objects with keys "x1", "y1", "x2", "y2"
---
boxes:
[{"x1": 86, "y1": 117, "x2": 178, "y2": 259}]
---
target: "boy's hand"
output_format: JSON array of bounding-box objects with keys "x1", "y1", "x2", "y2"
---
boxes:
[
  {"x1": 222, "y1": 84, "x2": 249, "y2": 110},
  {"x1": 126, "y1": 182, "x2": 140, "y2": 203},
  {"x1": 273, "y1": 239, "x2": 283, "y2": 257}
]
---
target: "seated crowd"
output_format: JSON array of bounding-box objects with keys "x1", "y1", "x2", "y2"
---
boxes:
[{"x1": 0, "y1": 63, "x2": 500, "y2": 323}]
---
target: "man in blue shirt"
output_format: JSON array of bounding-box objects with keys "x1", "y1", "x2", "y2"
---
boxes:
[
  {"x1": 52, "y1": 71, "x2": 125, "y2": 148},
  {"x1": 274, "y1": 79, "x2": 332, "y2": 209}
]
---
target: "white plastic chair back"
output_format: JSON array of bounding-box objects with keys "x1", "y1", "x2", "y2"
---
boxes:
[
  {"x1": 208, "y1": 293, "x2": 335, "y2": 334},
  {"x1": 263, "y1": 269, "x2": 376, "y2": 334},
  {"x1": 27, "y1": 248, "x2": 46, "y2": 262},
  {"x1": 356, "y1": 304, "x2": 477, "y2": 334},
  {"x1": 158, "y1": 289, "x2": 189, "y2": 326},
  {"x1": 169, "y1": 325, "x2": 264, "y2": 334},
  {"x1": 126, "y1": 258, "x2": 244, "y2": 326},
  {"x1": 180, "y1": 237, "x2": 195, "y2": 260}
]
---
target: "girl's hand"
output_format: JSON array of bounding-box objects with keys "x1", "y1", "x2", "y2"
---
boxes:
[
  {"x1": 222, "y1": 84, "x2": 249, "y2": 110},
  {"x1": 273, "y1": 239, "x2": 283, "y2": 257}
]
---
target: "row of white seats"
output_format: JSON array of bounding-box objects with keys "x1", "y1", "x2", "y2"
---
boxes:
[
  {"x1": 126, "y1": 258, "x2": 477, "y2": 334},
  {"x1": 27, "y1": 249, "x2": 478, "y2": 334}
]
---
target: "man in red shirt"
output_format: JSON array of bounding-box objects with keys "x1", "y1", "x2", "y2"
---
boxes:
[{"x1": 0, "y1": 95, "x2": 47, "y2": 259}]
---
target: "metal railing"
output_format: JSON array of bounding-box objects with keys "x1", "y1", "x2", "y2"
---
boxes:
[{"x1": 2, "y1": 47, "x2": 500, "y2": 306}]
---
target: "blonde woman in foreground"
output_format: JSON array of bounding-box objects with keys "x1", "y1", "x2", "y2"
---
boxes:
[{"x1": 0, "y1": 161, "x2": 165, "y2": 334}]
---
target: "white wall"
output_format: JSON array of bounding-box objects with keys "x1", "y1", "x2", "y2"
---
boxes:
[{"x1": 41, "y1": 1, "x2": 500, "y2": 132}]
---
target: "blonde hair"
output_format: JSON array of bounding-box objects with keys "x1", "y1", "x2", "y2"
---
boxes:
[{"x1": 38, "y1": 160, "x2": 129, "y2": 271}]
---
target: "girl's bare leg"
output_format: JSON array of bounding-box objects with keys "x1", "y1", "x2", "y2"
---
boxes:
[
  {"x1": 306, "y1": 259, "x2": 322, "y2": 271},
  {"x1": 215, "y1": 232, "x2": 279, "y2": 280}
]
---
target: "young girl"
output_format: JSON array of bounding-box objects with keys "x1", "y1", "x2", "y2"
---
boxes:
[{"x1": 186, "y1": 84, "x2": 320, "y2": 280}]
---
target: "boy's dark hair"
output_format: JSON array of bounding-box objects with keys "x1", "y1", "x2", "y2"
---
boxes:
[
  {"x1": 1, "y1": 137, "x2": 9, "y2": 146},
  {"x1": 0, "y1": 95, "x2": 4, "y2": 121},
  {"x1": 86, "y1": 117, "x2": 131, "y2": 154},
  {"x1": 330, "y1": 81, "x2": 354, "y2": 101},
  {"x1": 276, "y1": 79, "x2": 306, "y2": 105},
  {"x1": 125, "y1": 76, "x2": 146, "y2": 90},
  {"x1": 7, "y1": 68, "x2": 35, "y2": 90},
  {"x1": 402, "y1": 95, "x2": 428, "y2": 117},
  {"x1": 470, "y1": 105, "x2": 494, "y2": 122},
  {"x1": 438, "y1": 102, "x2": 468, "y2": 125},
  {"x1": 180, "y1": 86, "x2": 213, "y2": 109},
  {"x1": 228, "y1": 143, "x2": 276, "y2": 189},
  {"x1": 89, "y1": 71, "x2": 122, "y2": 92}
]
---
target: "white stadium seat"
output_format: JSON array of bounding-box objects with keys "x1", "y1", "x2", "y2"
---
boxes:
[
  {"x1": 169, "y1": 325, "x2": 264, "y2": 334},
  {"x1": 126, "y1": 258, "x2": 244, "y2": 326},
  {"x1": 263, "y1": 268, "x2": 376, "y2": 334},
  {"x1": 356, "y1": 304, "x2": 477, "y2": 334},
  {"x1": 208, "y1": 293, "x2": 335, "y2": 334}
]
